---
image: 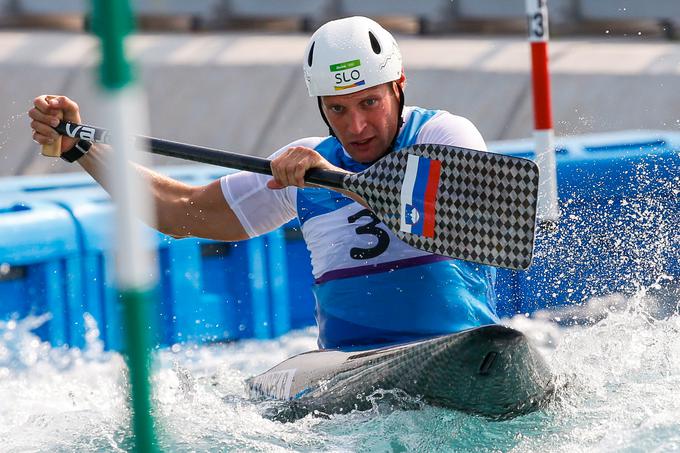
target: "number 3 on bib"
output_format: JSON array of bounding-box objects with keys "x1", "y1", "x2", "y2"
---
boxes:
[{"x1": 347, "y1": 209, "x2": 390, "y2": 260}]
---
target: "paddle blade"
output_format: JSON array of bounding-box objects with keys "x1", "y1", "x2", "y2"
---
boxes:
[{"x1": 344, "y1": 144, "x2": 540, "y2": 270}]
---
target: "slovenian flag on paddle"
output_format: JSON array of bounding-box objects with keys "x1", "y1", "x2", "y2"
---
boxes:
[{"x1": 400, "y1": 154, "x2": 442, "y2": 238}]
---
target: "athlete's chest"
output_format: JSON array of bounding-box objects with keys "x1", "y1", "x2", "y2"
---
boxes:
[
  {"x1": 299, "y1": 198, "x2": 427, "y2": 277},
  {"x1": 302, "y1": 202, "x2": 393, "y2": 259}
]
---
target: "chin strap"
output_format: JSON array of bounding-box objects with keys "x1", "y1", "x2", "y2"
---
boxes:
[
  {"x1": 316, "y1": 82, "x2": 406, "y2": 158},
  {"x1": 388, "y1": 83, "x2": 405, "y2": 153},
  {"x1": 317, "y1": 96, "x2": 335, "y2": 137}
]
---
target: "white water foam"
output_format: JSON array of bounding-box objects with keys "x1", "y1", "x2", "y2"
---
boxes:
[{"x1": 1, "y1": 289, "x2": 679, "y2": 452}]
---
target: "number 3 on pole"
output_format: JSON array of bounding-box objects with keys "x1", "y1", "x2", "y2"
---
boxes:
[
  {"x1": 525, "y1": 0, "x2": 560, "y2": 222},
  {"x1": 527, "y1": 0, "x2": 549, "y2": 42}
]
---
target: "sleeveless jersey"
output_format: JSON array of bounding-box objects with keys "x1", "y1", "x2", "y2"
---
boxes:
[{"x1": 221, "y1": 107, "x2": 500, "y2": 349}]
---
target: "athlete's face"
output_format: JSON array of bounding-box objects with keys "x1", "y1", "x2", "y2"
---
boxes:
[{"x1": 321, "y1": 77, "x2": 405, "y2": 164}]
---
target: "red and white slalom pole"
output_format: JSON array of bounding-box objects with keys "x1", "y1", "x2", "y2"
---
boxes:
[{"x1": 526, "y1": 0, "x2": 560, "y2": 222}]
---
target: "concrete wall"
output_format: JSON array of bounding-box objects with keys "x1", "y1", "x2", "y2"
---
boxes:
[{"x1": 1, "y1": 31, "x2": 679, "y2": 177}]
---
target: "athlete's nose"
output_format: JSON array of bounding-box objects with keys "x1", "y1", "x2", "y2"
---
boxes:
[{"x1": 346, "y1": 110, "x2": 367, "y2": 136}]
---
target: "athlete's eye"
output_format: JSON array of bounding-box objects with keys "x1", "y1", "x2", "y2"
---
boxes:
[
  {"x1": 364, "y1": 98, "x2": 377, "y2": 107},
  {"x1": 328, "y1": 105, "x2": 344, "y2": 114}
]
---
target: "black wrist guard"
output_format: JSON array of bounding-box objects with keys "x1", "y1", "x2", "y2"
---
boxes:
[{"x1": 60, "y1": 139, "x2": 93, "y2": 163}]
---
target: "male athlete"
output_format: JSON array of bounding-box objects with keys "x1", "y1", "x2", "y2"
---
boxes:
[{"x1": 29, "y1": 17, "x2": 499, "y2": 349}]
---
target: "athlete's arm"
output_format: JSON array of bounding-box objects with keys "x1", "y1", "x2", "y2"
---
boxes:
[
  {"x1": 129, "y1": 170, "x2": 248, "y2": 241},
  {"x1": 29, "y1": 95, "x2": 248, "y2": 241},
  {"x1": 86, "y1": 148, "x2": 248, "y2": 240}
]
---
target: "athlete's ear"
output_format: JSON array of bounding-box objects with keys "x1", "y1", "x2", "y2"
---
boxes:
[
  {"x1": 397, "y1": 72, "x2": 406, "y2": 90},
  {"x1": 398, "y1": 72, "x2": 406, "y2": 87},
  {"x1": 392, "y1": 72, "x2": 406, "y2": 99}
]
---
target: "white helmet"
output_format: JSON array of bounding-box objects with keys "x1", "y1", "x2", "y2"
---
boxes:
[{"x1": 303, "y1": 16, "x2": 403, "y2": 97}]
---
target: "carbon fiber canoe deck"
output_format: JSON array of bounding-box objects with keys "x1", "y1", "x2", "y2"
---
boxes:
[{"x1": 247, "y1": 325, "x2": 554, "y2": 420}]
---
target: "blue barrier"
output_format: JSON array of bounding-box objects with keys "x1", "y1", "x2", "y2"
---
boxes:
[
  {"x1": 281, "y1": 222, "x2": 317, "y2": 329},
  {"x1": 265, "y1": 228, "x2": 292, "y2": 337},
  {"x1": 61, "y1": 192, "x2": 290, "y2": 347},
  {"x1": 0, "y1": 164, "x2": 227, "y2": 194},
  {"x1": 0, "y1": 166, "x2": 239, "y2": 348},
  {"x1": 193, "y1": 232, "x2": 291, "y2": 341},
  {"x1": 0, "y1": 183, "x2": 288, "y2": 349},
  {"x1": 0, "y1": 172, "x2": 97, "y2": 194},
  {"x1": 0, "y1": 200, "x2": 81, "y2": 346}
]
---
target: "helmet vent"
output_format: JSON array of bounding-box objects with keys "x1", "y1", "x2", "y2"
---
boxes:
[
  {"x1": 307, "y1": 42, "x2": 315, "y2": 67},
  {"x1": 368, "y1": 31, "x2": 381, "y2": 54}
]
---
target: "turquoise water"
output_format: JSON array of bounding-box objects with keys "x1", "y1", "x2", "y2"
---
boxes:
[{"x1": 1, "y1": 289, "x2": 679, "y2": 452}]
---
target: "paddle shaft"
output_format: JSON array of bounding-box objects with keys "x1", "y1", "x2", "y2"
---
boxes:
[{"x1": 53, "y1": 120, "x2": 346, "y2": 189}]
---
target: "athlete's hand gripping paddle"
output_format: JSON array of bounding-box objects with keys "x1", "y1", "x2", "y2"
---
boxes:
[
  {"x1": 40, "y1": 110, "x2": 63, "y2": 157},
  {"x1": 53, "y1": 120, "x2": 539, "y2": 270}
]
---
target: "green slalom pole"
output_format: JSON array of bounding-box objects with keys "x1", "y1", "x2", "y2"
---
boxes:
[{"x1": 91, "y1": 1, "x2": 159, "y2": 451}]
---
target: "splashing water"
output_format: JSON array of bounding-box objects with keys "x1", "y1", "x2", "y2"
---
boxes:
[
  {"x1": 0, "y1": 290, "x2": 679, "y2": 452},
  {"x1": 523, "y1": 153, "x2": 679, "y2": 317}
]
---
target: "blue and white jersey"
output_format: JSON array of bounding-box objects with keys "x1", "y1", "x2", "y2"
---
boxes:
[{"x1": 221, "y1": 107, "x2": 499, "y2": 349}]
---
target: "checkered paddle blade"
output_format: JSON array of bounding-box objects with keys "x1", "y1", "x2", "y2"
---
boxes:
[{"x1": 344, "y1": 144, "x2": 540, "y2": 270}]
